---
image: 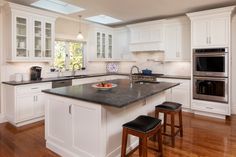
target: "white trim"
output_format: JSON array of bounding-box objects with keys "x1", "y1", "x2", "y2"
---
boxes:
[
  {"x1": 0, "y1": 114, "x2": 7, "y2": 123},
  {"x1": 187, "y1": 5, "x2": 236, "y2": 18},
  {"x1": 193, "y1": 111, "x2": 226, "y2": 119}
]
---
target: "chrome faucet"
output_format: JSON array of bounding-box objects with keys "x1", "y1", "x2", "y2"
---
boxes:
[
  {"x1": 72, "y1": 63, "x2": 81, "y2": 76},
  {"x1": 130, "y1": 65, "x2": 140, "y2": 80}
]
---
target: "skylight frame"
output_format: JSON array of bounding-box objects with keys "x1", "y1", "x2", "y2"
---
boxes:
[
  {"x1": 85, "y1": 15, "x2": 122, "y2": 24},
  {"x1": 31, "y1": 0, "x2": 85, "y2": 15}
]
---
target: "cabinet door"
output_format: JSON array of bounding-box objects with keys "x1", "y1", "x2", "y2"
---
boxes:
[
  {"x1": 165, "y1": 24, "x2": 178, "y2": 61},
  {"x1": 14, "y1": 15, "x2": 30, "y2": 59},
  {"x1": 108, "y1": 34, "x2": 113, "y2": 58},
  {"x1": 34, "y1": 94, "x2": 45, "y2": 117},
  {"x1": 172, "y1": 88, "x2": 190, "y2": 109},
  {"x1": 192, "y1": 19, "x2": 209, "y2": 48},
  {"x1": 209, "y1": 17, "x2": 229, "y2": 47},
  {"x1": 43, "y1": 21, "x2": 54, "y2": 59},
  {"x1": 33, "y1": 19, "x2": 43, "y2": 59},
  {"x1": 16, "y1": 95, "x2": 34, "y2": 122},
  {"x1": 47, "y1": 99, "x2": 72, "y2": 145}
]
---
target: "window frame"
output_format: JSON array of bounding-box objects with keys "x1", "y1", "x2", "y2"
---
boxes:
[{"x1": 54, "y1": 39, "x2": 86, "y2": 71}]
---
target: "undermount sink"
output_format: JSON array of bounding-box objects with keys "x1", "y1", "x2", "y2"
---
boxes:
[{"x1": 135, "y1": 81, "x2": 160, "y2": 84}]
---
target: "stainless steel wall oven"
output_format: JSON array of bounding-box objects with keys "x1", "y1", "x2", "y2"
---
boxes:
[
  {"x1": 193, "y1": 48, "x2": 229, "y2": 103},
  {"x1": 193, "y1": 48, "x2": 228, "y2": 77}
]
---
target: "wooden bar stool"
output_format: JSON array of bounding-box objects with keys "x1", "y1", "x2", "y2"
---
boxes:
[
  {"x1": 121, "y1": 115, "x2": 163, "y2": 157},
  {"x1": 155, "y1": 101, "x2": 183, "y2": 147}
]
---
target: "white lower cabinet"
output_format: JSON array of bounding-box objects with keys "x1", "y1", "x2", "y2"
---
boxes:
[
  {"x1": 156, "y1": 78, "x2": 191, "y2": 109},
  {"x1": 4, "y1": 82, "x2": 52, "y2": 126}
]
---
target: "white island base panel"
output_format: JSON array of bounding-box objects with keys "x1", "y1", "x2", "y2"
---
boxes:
[{"x1": 45, "y1": 92, "x2": 166, "y2": 157}]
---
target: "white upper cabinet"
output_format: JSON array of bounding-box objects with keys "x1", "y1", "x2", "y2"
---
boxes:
[
  {"x1": 164, "y1": 17, "x2": 191, "y2": 61},
  {"x1": 127, "y1": 20, "x2": 165, "y2": 52},
  {"x1": 187, "y1": 6, "x2": 235, "y2": 48},
  {"x1": 88, "y1": 26, "x2": 114, "y2": 60},
  {"x1": 3, "y1": 2, "x2": 56, "y2": 62}
]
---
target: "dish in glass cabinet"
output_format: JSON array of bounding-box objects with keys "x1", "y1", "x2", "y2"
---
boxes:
[{"x1": 92, "y1": 82, "x2": 117, "y2": 90}]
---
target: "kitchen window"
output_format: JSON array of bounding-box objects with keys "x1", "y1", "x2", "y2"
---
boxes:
[{"x1": 54, "y1": 40, "x2": 85, "y2": 70}]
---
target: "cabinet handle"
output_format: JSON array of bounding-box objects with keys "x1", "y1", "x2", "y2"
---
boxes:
[
  {"x1": 69, "y1": 105, "x2": 72, "y2": 114},
  {"x1": 209, "y1": 37, "x2": 211, "y2": 44},
  {"x1": 206, "y1": 37, "x2": 208, "y2": 44},
  {"x1": 206, "y1": 107, "x2": 213, "y2": 110},
  {"x1": 35, "y1": 96, "x2": 38, "y2": 102},
  {"x1": 31, "y1": 87, "x2": 39, "y2": 90},
  {"x1": 27, "y1": 50, "x2": 30, "y2": 57}
]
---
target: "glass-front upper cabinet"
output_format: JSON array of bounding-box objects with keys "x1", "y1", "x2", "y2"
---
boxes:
[
  {"x1": 15, "y1": 16, "x2": 29, "y2": 59},
  {"x1": 96, "y1": 30, "x2": 113, "y2": 59},
  {"x1": 33, "y1": 20, "x2": 43, "y2": 58},
  {"x1": 44, "y1": 22, "x2": 53, "y2": 59}
]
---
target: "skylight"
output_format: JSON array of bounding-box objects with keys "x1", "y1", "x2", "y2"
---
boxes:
[
  {"x1": 31, "y1": 0, "x2": 85, "y2": 15},
  {"x1": 85, "y1": 15, "x2": 122, "y2": 24}
]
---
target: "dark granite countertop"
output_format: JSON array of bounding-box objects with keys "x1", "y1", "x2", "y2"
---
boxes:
[
  {"x1": 42, "y1": 79, "x2": 179, "y2": 108},
  {"x1": 2, "y1": 73, "x2": 190, "y2": 86}
]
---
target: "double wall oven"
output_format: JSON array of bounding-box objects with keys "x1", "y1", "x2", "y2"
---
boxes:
[{"x1": 193, "y1": 48, "x2": 228, "y2": 103}]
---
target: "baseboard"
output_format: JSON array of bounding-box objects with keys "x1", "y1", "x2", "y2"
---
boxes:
[
  {"x1": 0, "y1": 114, "x2": 7, "y2": 123},
  {"x1": 193, "y1": 111, "x2": 226, "y2": 119}
]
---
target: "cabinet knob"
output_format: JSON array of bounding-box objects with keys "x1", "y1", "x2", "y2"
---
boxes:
[{"x1": 69, "y1": 105, "x2": 72, "y2": 114}]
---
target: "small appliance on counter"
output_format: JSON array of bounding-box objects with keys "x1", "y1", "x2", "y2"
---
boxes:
[{"x1": 30, "y1": 66, "x2": 42, "y2": 80}]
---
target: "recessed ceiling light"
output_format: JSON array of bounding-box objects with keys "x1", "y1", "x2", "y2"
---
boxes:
[
  {"x1": 85, "y1": 15, "x2": 122, "y2": 24},
  {"x1": 31, "y1": 0, "x2": 85, "y2": 15}
]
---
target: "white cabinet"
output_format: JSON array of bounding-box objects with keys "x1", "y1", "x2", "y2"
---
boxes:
[
  {"x1": 4, "y1": 82, "x2": 52, "y2": 126},
  {"x1": 127, "y1": 20, "x2": 165, "y2": 52},
  {"x1": 187, "y1": 6, "x2": 235, "y2": 48},
  {"x1": 164, "y1": 17, "x2": 190, "y2": 61},
  {"x1": 32, "y1": 19, "x2": 54, "y2": 60},
  {"x1": 156, "y1": 78, "x2": 191, "y2": 109},
  {"x1": 88, "y1": 26, "x2": 114, "y2": 60},
  {"x1": 3, "y1": 3, "x2": 56, "y2": 62},
  {"x1": 191, "y1": 18, "x2": 229, "y2": 48},
  {"x1": 192, "y1": 99, "x2": 230, "y2": 116}
]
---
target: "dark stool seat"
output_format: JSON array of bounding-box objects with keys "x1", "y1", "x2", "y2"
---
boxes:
[
  {"x1": 155, "y1": 101, "x2": 183, "y2": 147},
  {"x1": 121, "y1": 115, "x2": 163, "y2": 157},
  {"x1": 156, "y1": 101, "x2": 182, "y2": 110},
  {"x1": 123, "y1": 115, "x2": 161, "y2": 133}
]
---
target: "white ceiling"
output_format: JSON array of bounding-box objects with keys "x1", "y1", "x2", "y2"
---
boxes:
[{"x1": 6, "y1": 0, "x2": 236, "y2": 26}]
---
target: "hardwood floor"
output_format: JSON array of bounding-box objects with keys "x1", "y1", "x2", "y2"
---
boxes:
[{"x1": 0, "y1": 112, "x2": 236, "y2": 157}]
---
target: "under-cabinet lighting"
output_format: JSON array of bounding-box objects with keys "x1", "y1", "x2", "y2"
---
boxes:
[
  {"x1": 85, "y1": 15, "x2": 121, "y2": 24},
  {"x1": 31, "y1": 0, "x2": 85, "y2": 15}
]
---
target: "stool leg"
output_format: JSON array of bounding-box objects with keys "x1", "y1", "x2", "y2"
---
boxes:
[
  {"x1": 121, "y1": 128, "x2": 128, "y2": 157},
  {"x1": 163, "y1": 113, "x2": 167, "y2": 133},
  {"x1": 157, "y1": 129, "x2": 163, "y2": 157},
  {"x1": 171, "y1": 113, "x2": 175, "y2": 147},
  {"x1": 155, "y1": 109, "x2": 159, "y2": 118},
  {"x1": 139, "y1": 138, "x2": 142, "y2": 156},
  {"x1": 179, "y1": 109, "x2": 183, "y2": 137},
  {"x1": 142, "y1": 137, "x2": 147, "y2": 157}
]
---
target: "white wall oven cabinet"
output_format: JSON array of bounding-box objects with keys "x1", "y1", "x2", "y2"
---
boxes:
[
  {"x1": 3, "y1": 82, "x2": 52, "y2": 127},
  {"x1": 3, "y1": 3, "x2": 56, "y2": 62},
  {"x1": 187, "y1": 6, "x2": 235, "y2": 48}
]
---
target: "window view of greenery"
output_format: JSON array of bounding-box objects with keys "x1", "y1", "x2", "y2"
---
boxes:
[{"x1": 54, "y1": 41, "x2": 84, "y2": 70}]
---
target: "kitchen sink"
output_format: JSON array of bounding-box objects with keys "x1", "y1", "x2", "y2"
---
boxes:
[{"x1": 135, "y1": 81, "x2": 160, "y2": 84}]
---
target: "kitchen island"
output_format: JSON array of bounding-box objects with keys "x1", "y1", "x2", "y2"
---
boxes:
[{"x1": 42, "y1": 79, "x2": 179, "y2": 157}]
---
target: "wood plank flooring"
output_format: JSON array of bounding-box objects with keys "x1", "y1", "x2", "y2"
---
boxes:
[{"x1": 0, "y1": 112, "x2": 235, "y2": 157}]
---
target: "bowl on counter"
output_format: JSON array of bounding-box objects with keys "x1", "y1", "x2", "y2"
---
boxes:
[{"x1": 92, "y1": 82, "x2": 117, "y2": 90}]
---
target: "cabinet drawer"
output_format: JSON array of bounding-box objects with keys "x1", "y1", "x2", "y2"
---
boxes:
[
  {"x1": 192, "y1": 100, "x2": 229, "y2": 115},
  {"x1": 16, "y1": 83, "x2": 52, "y2": 95}
]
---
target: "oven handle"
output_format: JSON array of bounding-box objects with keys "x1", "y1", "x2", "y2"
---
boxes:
[
  {"x1": 193, "y1": 52, "x2": 228, "y2": 57},
  {"x1": 193, "y1": 76, "x2": 228, "y2": 81}
]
